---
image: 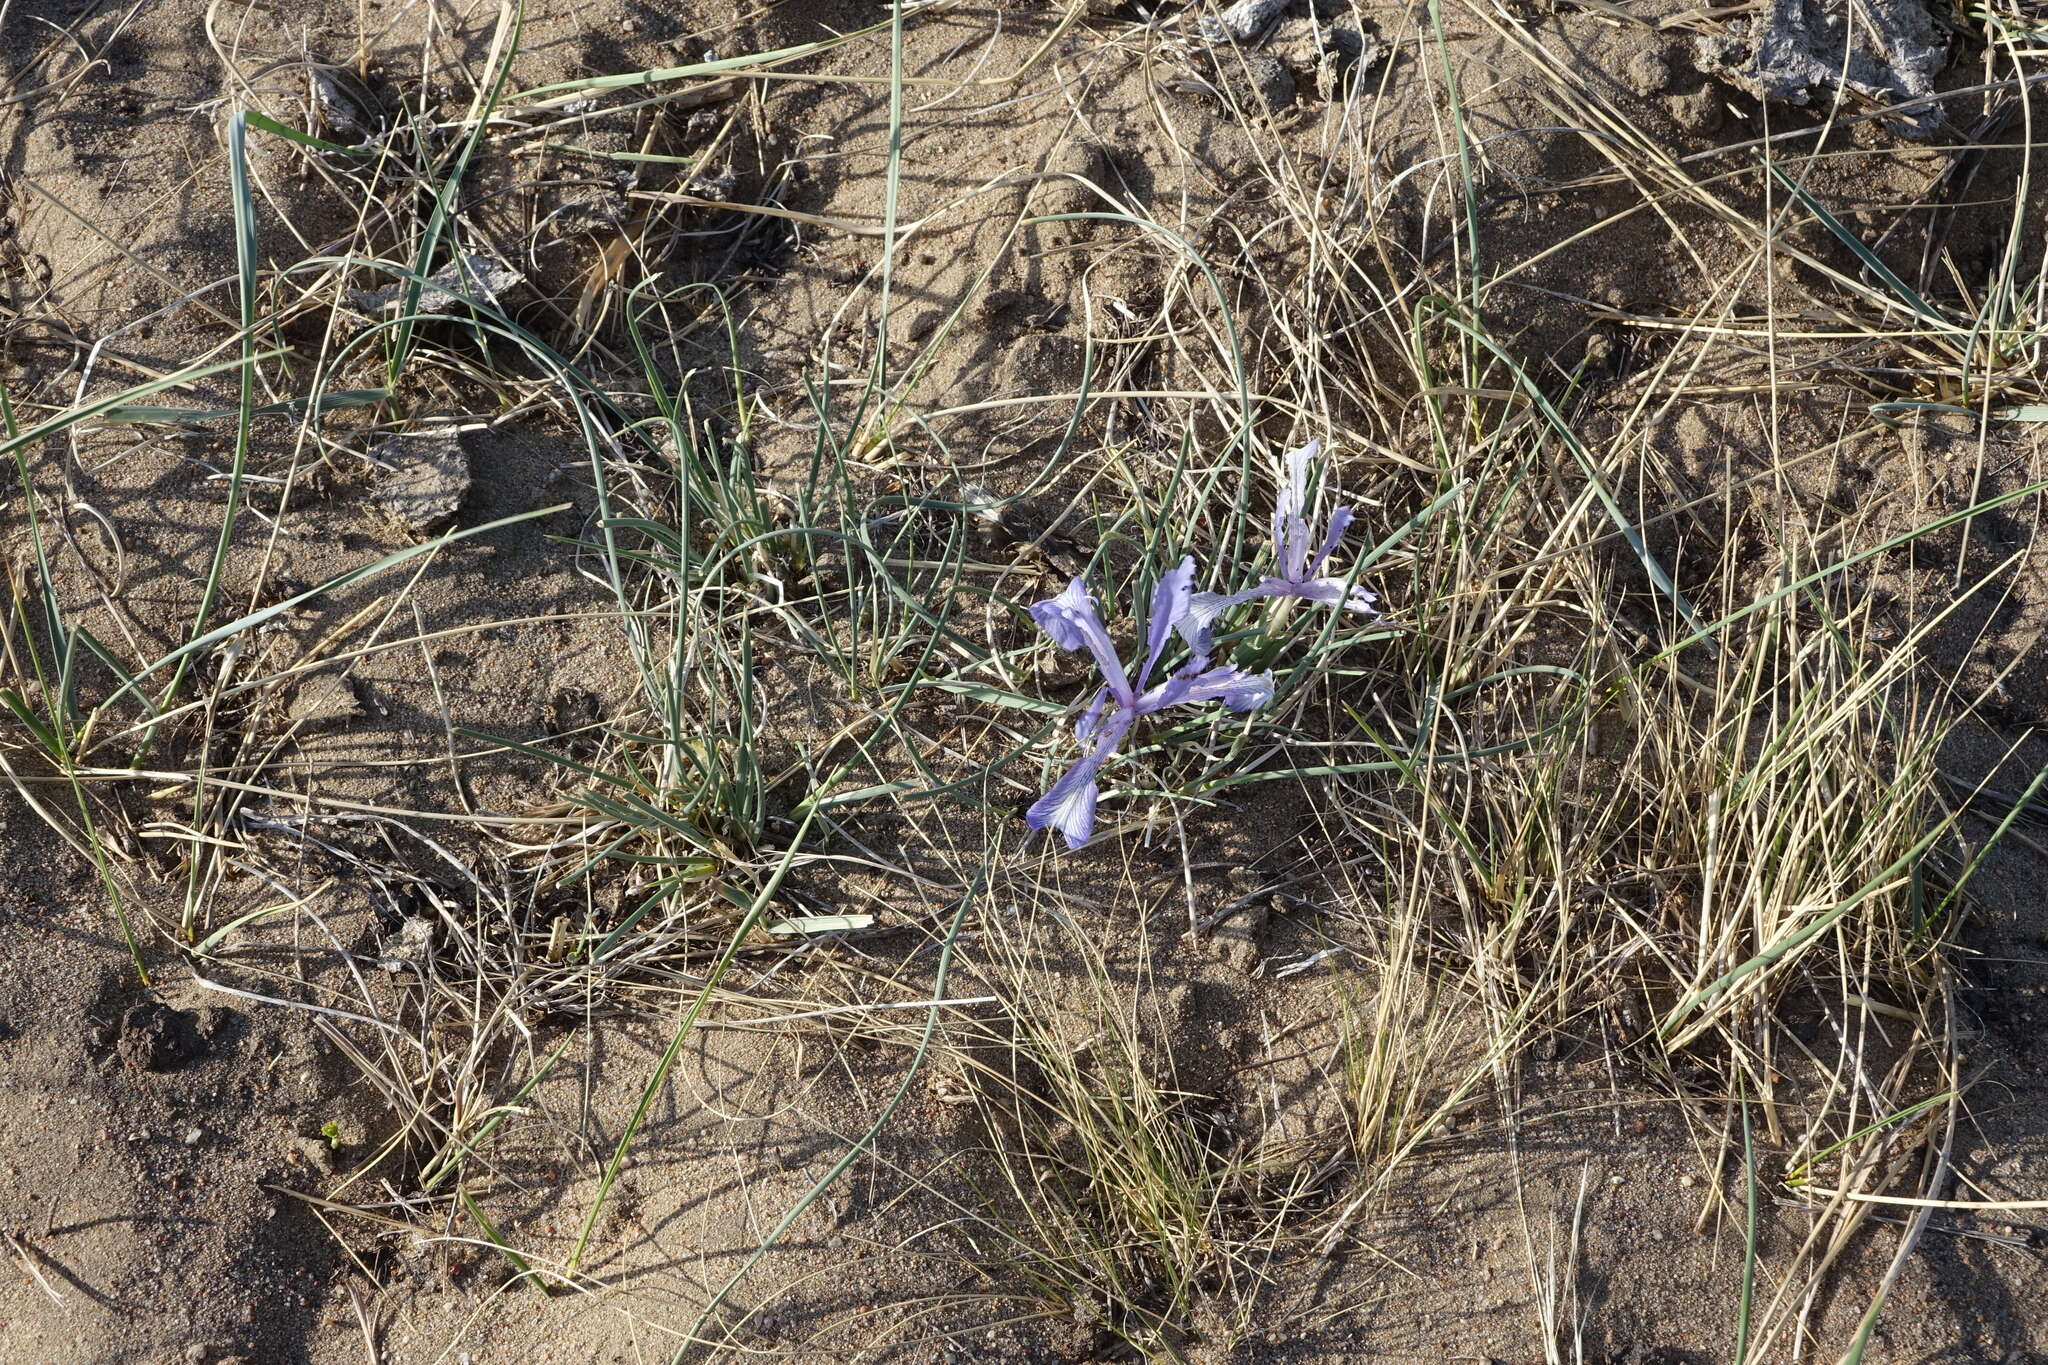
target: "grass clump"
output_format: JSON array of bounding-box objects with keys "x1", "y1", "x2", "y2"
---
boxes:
[{"x1": 3, "y1": 1, "x2": 2046, "y2": 1361}]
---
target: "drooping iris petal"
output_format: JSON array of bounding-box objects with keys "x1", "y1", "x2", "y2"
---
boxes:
[
  {"x1": 1261, "y1": 575, "x2": 1381, "y2": 616},
  {"x1": 1142, "y1": 663, "x2": 1275, "y2": 715},
  {"x1": 1025, "y1": 753, "x2": 1105, "y2": 851},
  {"x1": 1025, "y1": 713, "x2": 1131, "y2": 851},
  {"x1": 1029, "y1": 577, "x2": 1133, "y2": 705},
  {"x1": 1332, "y1": 580, "x2": 1381, "y2": 615},
  {"x1": 1138, "y1": 556, "x2": 1196, "y2": 692}
]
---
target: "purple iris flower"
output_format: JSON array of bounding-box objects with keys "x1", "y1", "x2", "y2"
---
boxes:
[
  {"x1": 1180, "y1": 439, "x2": 1379, "y2": 652},
  {"x1": 1026, "y1": 556, "x2": 1275, "y2": 850}
]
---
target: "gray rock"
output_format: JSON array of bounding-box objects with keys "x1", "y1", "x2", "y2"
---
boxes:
[
  {"x1": 1700, "y1": 0, "x2": 1947, "y2": 136},
  {"x1": 349, "y1": 253, "x2": 522, "y2": 316},
  {"x1": 1325, "y1": 32, "x2": 1389, "y2": 99},
  {"x1": 1198, "y1": 0, "x2": 1291, "y2": 45},
  {"x1": 687, "y1": 164, "x2": 738, "y2": 202},
  {"x1": 371, "y1": 430, "x2": 471, "y2": 532}
]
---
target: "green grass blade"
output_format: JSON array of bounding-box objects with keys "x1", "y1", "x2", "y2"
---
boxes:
[
  {"x1": 1758, "y1": 154, "x2": 1949, "y2": 327},
  {"x1": 1783, "y1": 1091, "x2": 1956, "y2": 1185},
  {"x1": 908, "y1": 678, "x2": 1068, "y2": 716},
  {"x1": 147, "y1": 110, "x2": 264, "y2": 750},
  {"x1": 506, "y1": 23, "x2": 888, "y2": 103},
  {"x1": 99, "y1": 389, "x2": 388, "y2": 426},
  {"x1": 460, "y1": 1189, "x2": 547, "y2": 1292},
  {"x1": 389, "y1": 1, "x2": 523, "y2": 381},
  {"x1": 242, "y1": 109, "x2": 376, "y2": 157},
  {"x1": 0, "y1": 350, "x2": 290, "y2": 464},
  {"x1": 1, "y1": 689, "x2": 60, "y2": 755}
]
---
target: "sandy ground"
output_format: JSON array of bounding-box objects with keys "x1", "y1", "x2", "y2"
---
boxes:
[{"x1": 4, "y1": 0, "x2": 2048, "y2": 1361}]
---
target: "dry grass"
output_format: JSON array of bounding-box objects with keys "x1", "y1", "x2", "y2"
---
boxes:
[{"x1": 3, "y1": 0, "x2": 2046, "y2": 1360}]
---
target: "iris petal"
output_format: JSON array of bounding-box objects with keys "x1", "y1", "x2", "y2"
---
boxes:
[
  {"x1": 1309, "y1": 506, "x2": 1354, "y2": 577},
  {"x1": 1025, "y1": 758, "x2": 1102, "y2": 851},
  {"x1": 1075, "y1": 687, "x2": 1109, "y2": 741},
  {"x1": 1026, "y1": 714, "x2": 1131, "y2": 850},
  {"x1": 1029, "y1": 577, "x2": 1133, "y2": 704},
  {"x1": 1278, "y1": 514, "x2": 1313, "y2": 583},
  {"x1": 1275, "y1": 440, "x2": 1319, "y2": 581},
  {"x1": 1175, "y1": 587, "x2": 1260, "y2": 660},
  {"x1": 1138, "y1": 556, "x2": 1196, "y2": 692},
  {"x1": 1293, "y1": 577, "x2": 1380, "y2": 615},
  {"x1": 1141, "y1": 662, "x2": 1275, "y2": 715}
]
